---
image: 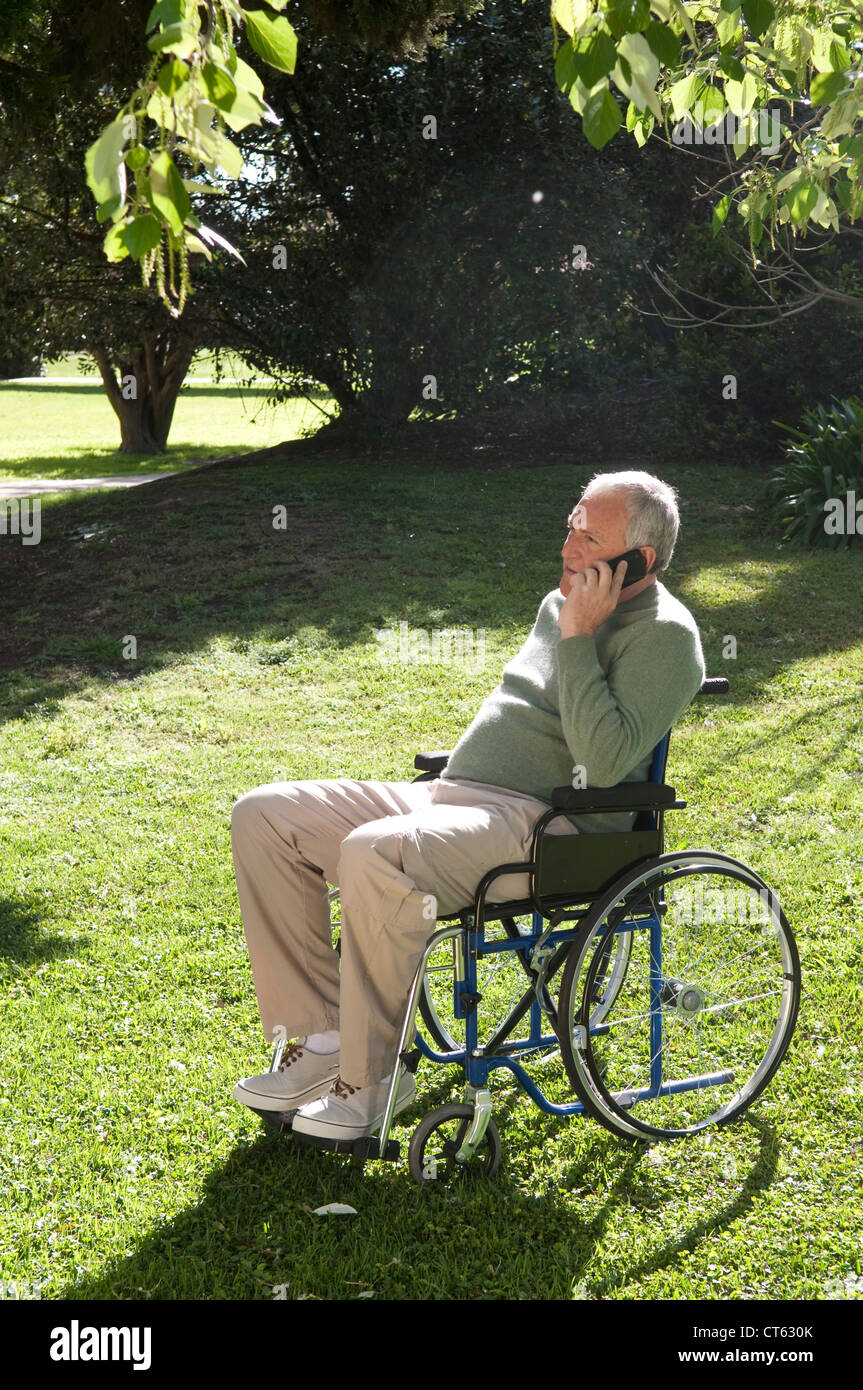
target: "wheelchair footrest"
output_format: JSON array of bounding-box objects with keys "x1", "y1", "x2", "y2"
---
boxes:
[
  {"x1": 247, "y1": 1106, "x2": 298, "y2": 1133},
  {"x1": 292, "y1": 1130, "x2": 401, "y2": 1160}
]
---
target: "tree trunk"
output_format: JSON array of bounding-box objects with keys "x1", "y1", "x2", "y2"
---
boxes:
[{"x1": 90, "y1": 332, "x2": 197, "y2": 453}]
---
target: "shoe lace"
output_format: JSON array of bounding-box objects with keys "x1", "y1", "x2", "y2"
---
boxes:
[
  {"x1": 277, "y1": 1042, "x2": 305, "y2": 1071},
  {"x1": 331, "y1": 1075, "x2": 357, "y2": 1098}
]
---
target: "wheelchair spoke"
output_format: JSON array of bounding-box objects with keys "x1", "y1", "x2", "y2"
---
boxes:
[{"x1": 557, "y1": 856, "x2": 800, "y2": 1139}]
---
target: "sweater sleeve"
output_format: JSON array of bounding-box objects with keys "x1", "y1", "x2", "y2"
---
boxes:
[{"x1": 555, "y1": 622, "x2": 705, "y2": 787}]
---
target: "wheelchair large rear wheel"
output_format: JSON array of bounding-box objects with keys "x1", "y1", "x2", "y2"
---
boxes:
[{"x1": 557, "y1": 852, "x2": 800, "y2": 1140}]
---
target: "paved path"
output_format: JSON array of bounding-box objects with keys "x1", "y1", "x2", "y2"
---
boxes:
[{"x1": 0, "y1": 474, "x2": 178, "y2": 500}]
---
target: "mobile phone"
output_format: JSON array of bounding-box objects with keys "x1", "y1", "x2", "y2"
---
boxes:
[{"x1": 605, "y1": 547, "x2": 650, "y2": 587}]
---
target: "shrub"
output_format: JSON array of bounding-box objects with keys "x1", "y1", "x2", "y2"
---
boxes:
[{"x1": 764, "y1": 397, "x2": 863, "y2": 547}]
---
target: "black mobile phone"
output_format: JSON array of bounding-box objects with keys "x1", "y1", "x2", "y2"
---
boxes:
[{"x1": 605, "y1": 547, "x2": 650, "y2": 587}]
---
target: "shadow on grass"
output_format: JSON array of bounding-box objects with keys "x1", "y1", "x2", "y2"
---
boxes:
[
  {"x1": 57, "y1": 1108, "x2": 778, "y2": 1301},
  {"x1": 1, "y1": 453, "x2": 861, "y2": 727},
  {"x1": 0, "y1": 891, "x2": 89, "y2": 966},
  {"x1": 589, "y1": 1115, "x2": 780, "y2": 1298}
]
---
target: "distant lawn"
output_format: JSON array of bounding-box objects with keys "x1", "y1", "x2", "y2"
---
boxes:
[
  {"x1": 38, "y1": 349, "x2": 269, "y2": 382},
  {"x1": 0, "y1": 358, "x2": 335, "y2": 482},
  {"x1": 0, "y1": 454, "x2": 861, "y2": 1302}
]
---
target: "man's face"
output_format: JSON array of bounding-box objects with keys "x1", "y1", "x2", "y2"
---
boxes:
[{"x1": 559, "y1": 490, "x2": 630, "y2": 598}]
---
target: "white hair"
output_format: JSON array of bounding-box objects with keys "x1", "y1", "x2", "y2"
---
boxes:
[{"x1": 582, "y1": 470, "x2": 680, "y2": 574}]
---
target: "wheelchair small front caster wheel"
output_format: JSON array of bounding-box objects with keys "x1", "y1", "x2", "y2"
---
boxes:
[{"x1": 408, "y1": 1103, "x2": 502, "y2": 1186}]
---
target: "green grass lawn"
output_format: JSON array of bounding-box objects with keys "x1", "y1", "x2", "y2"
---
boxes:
[
  {"x1": 0, "y1": 350, "x2": 335, "y2": 482},
  {"x1": 0, "y1": 439, "x2": 862, "y2": 1302}
]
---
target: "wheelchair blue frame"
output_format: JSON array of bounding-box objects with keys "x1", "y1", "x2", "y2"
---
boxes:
[{"x1": 376, "y1": 732, "x2": 674, "y2": 1150}]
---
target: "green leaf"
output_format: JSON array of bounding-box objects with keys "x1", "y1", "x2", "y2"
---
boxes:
[
  {"x1": 551, "y1": 0, "x2": 592, "y2": 37},
  {"x1": 146, "y1": 0, "x2": 184, "y2": 31},
  {"x1": 829, "y1": 39, "x2": 851, "y2": 72},
  {"x1": 612, "y1": 32, "x2": 661, "y2": 117},
  {"x1": 572, "y1": 31, "x2": 618, "y2": 87},
  {"x1": 103, "y1": 222, "x2": 130, "y2": 262},
  {"x1": 643, "y1": 21, "x2": 678, "y2": 68},
  {"x1": 719, "y1": 0, "x2": 740, "y2": 11},
  {"x1": 217, "y1": 83, "x2": 272, "y2": 133},
  {"x1": 670, "y1": 72, "x2": 701, "y2": 120},
  {"x1": 202, "y1": 60, "x2": 238, "y2": 107},
  {"x1": 242, "y1": 7, "x2": 297, "y2": 74},
  {"x1": 741, "y1": 0, "x2": 774, "y2": 41},
  {"x1": 712, "y1": 193, "x2": 732, "y2": 234},
  {"x1": 158, "y1": 59, "x2": 189, "y2": 97},
  {"x1": 96, "y1": 195, "x2": 123, "y2": 224},
  {"x1": 627, "y1": 102, "x2": 654, "y2": 146},
  {"x1": 711, "y1": 7, "x2": 739, "y2": 46},
  {"x1": 821, "y1": 94, "x2": 860, "y2": 141},
  {"x1": 633, "y1": 114, "x2": 652, "y2": 147},
  {"x1": 732, "y1": 121, "x2": 751, "y2": 158},
  {"x1": 149, "y1": 149, "x2": 192, "y2": 236},
  {"x1": 85, "y1": 117, "x2": 128, "y2": 207},
  {"x1": 568, "y1": 76, "x2": 605, "y2": 116},
  {"x1": 233, "y1": 56, "x2": 266, "y2": 99},
  {"x1": 838, "y1": 135, "x2": 863, "y2": 160},
  {"x1": 555, "y1": 38, "x2": 579, "y2": 93},
  {"x1": 605, "y1": 0, "x2": 650, "y2": 38},
  {"x1": 725, "y1": 73, "x2": 757, "y2": 117},
  {"x1": 125, "y1": 145, "x2": 150, "y2": 172},
  {"x1": 701, "y1": 84, "x2": 726, "y2": 123},
  {"x1": 121, "y1": 213, "x2": 163, "y2": 258},
  {"x1": 182, "y1": 179, "x2": 228, "y2": 196},
  {"x1": 147, "y1": 22, "x2": 198, "y2": 60},
  {"x1": 184, "y1": 232, "x2": 213, "y2": 261},
  {"x1": 810, "y1": 70, "x2": 846, "y2": 106},
  {"x1": 582, "y1": 86, "x2": 622, "y2": 148},
  {"x1": 716, "y1": 54, "x2": 745, "y2": 81},
  {"x1": 785, "y1": 178, "x2": 818, "y2": 222}
]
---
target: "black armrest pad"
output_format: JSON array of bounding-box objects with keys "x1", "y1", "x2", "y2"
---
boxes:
[
  {"x1": 551, "y1": 782, "x2": 679, "y2": 811},
  {"x1": 414, "y1": 751, "x2": 451, "y2": 773}
]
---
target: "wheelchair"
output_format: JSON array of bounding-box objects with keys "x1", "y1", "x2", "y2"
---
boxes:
[{"x1": 266, "y1": 678, "x2": 801, "y2": 1185}]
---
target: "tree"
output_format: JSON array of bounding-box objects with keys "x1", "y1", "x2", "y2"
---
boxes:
[
  {"x1": 81, "y1": 1, "x2": 863, "y2": 319},
  {"x1": 0, "y1": 0, "x2": 237, "y2": 449},
  {"x1": 198, "y1": 2, "x2": 703, "y2": 433}
]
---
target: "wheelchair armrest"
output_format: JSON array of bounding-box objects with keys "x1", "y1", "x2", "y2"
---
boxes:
[
  {"x1": 414, "y1": 751, "x2": 452, "y2": 774},
  {"x1": 550, "y1": 781, "x2": 685, "y2": 813}
]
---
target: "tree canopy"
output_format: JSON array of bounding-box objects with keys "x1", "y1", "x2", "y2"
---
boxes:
[{"x1": 77, "y1": 1, "x2": 863, "y2": 316}]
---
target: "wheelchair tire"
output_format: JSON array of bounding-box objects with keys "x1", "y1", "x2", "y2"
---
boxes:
[
  {"x1": 418, "y1": 967, "x2": 461, "y2": 1053},
  {"x1": 557, "y1": 851, "x2": 800, "y2": 1140},
  {"x1": 408, "y1": 1104, "x2": 502, "y2": 1185}
]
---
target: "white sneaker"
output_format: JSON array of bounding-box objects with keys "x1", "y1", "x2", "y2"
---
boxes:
[
  {"x1": 292, "y1": 1070, "x2": 417, "y2": 1142},
  {"x1": 233, "y1": 1041, "x2": 340, "y2": 1112}
]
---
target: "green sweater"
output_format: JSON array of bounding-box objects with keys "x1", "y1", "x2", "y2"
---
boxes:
[{"x1": 443, "y1": 579, "x2": 706, "y2": 833}]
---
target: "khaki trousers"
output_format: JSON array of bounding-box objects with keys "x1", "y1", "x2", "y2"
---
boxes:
[{"x1": 230, "y1": 773, "x2": 578, "y2": 1087}]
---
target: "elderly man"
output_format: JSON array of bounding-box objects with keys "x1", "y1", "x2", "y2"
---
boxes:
[{"x1": 230, "y1": 470, "x2": 705, "y2": 1142}]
